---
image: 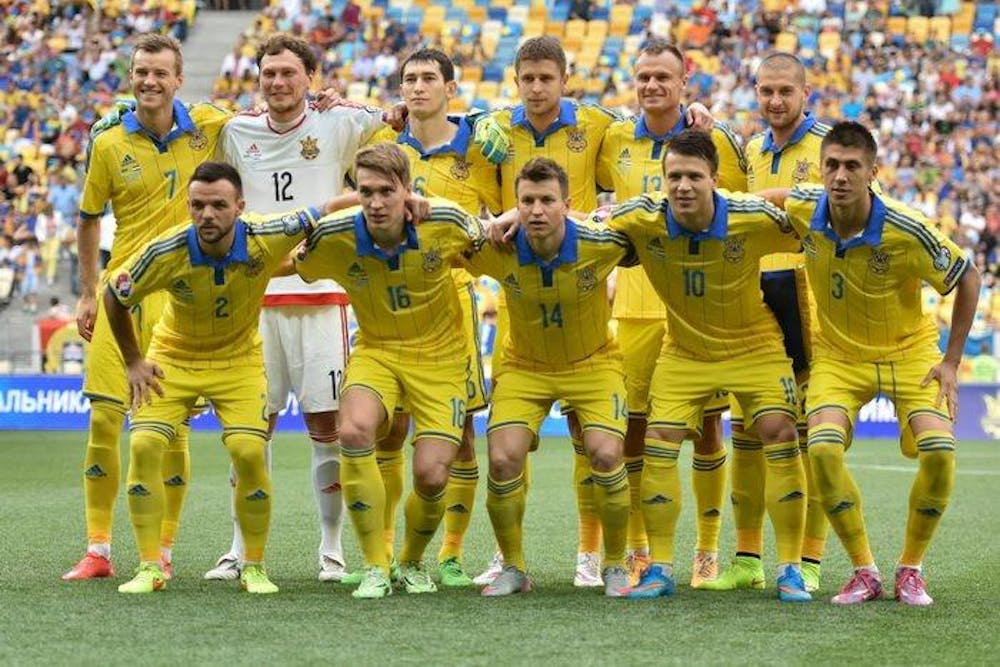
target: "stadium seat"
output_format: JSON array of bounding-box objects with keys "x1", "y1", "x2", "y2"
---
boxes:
[
  {"x1": 952, "y1": 2, "x2": 975, "y2": 33},
  {"x1": 476, "y1": 81, "x2": 500, "y2": 100},
  {"x1": 886, "y1": 16, "x2": 907, "y2": 42},
  {"x1": 445, "y1": 6, "x2": 467, "y2": 21},
  {"x1": 974, "y1": 3, "x2": 997, "y2": 32},
  {"x1": 587, "y1": 19, "x2": 608, "y2": 41},
  {"x1": 463, "y1": 64, "x2": 483, "y2": 83},
  {"x1": 487, "y1": 6, "x2": 507, "y2": 21},
  {"x1": 609, "y1": 4, "x2": 633, "y2": 37},
  {"x1": 467, "y1": 5, "x2": 486, "y2": 23},
  {"x1": 421, "y1": 5, "x2": 445, "y2": 36},
  {"x1": 545, "y1": 20, "x2": 564, "y2": 38},
  {"x1": 775, "y1": 31, "x2": 798, "y2": 52},
  {"x1": 507, "y1": 5, "x2": 529, "y2": 25},
  {"x1": 907, "y1": 16, "x2": 930, "y2": 43},
  {"x1": 798, "y1": 32, "x2": 818, "y2": 51},
  {"x1": 525, "y1": 17, "x2": 545, "y2": 37},
  {"x1": 818, "y1": 30, "x2": 841, "y2": 58},
  {"x1": 930, "y1": 16, "x2": 951, "y2": 42}
]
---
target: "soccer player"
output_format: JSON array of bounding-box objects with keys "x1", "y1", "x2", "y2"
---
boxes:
[
  {"x1": 462, "y1": 158, "x2": 634, "y2": 597},
  {"x1": 780, "y1": 121, "x2": 979, "y2": 605},
  {"x1": 293, "y1": 142, "x2": 485, "y2": 599},
  {"x1": 607, "y1": 130, "x2": 810, "y2": 602},
  {"x1": 596, "y1": 38, "x2": 748, "y2": 585},
  {"x1": 345, "y1": 48, "x2": 502, "y2": 587},
  {"x1": 104, "y1": 161, "x2": 326, "y2": 594},
  {"x1": 206, "y1": 33, "x2": 384, "y2": 583},
  {"x1": 65, "y1": 34, "x2": 229, "y2": 581}
]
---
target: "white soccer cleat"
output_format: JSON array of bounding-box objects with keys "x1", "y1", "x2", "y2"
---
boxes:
[
  {"x1": 473, "y1": 551, "x2": 504, "y2": 586},
  {"x1": 574, "y1": 552, "x2": 604, "y2": 587},
  {"x1": 204, "y1": 554, "x2": 242, "y2": 581},
  {"x1": 318, "y1": 555, "x2": 347, "y2": 582}
]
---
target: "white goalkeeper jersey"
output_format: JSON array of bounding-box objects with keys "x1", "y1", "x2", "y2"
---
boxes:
[{"x1": 219, "y1": 102, "x2": 383, "y2": 306}]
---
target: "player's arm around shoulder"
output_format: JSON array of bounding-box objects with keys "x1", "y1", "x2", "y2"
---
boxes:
[
  {"x1": 294, "y1": 208, "x2": 358, "y2": 282},
  {"x1": 578, "y1": 217, "x2": 638, "y2": 268},
  {"x1": 782, "y1": 183, "x2": 826, "y2": 236}
]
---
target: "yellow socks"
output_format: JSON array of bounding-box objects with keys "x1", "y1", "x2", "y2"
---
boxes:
[
  {"x1": 591, "y1": 464, "x2": 630, "y2": 568},
  {"x1": 730, "y1": 431, "x2": 766, "y2": 557},
  {"x1": 762, "y1": 440, "x2": 806, "y2": 564},
  {"x1": 399, "y1": 486, "x2": 446, "y2": 564},
  {"x1": 640, "y1": 438, "x2": 682, "y2": 565},
  {"x1": 160, "y1": 420, "x2": 191, "y2": 552},
  {"x1": 808, "y1": 423, "x2": 873, "y2": 567},
  {"x1": 486, "y1": 474, "x2": 527, "y2": 571},
  {"x1": 225, "y1": 432, "x2": 271, "y2": 563},
  {"x1": 343, "y1": 445, "x2": 389, "y2": 571},
  {"x1": 439, "y1": 458, "x2": 478, "y2": 563},
  {"x1": 624, "y1": 454, "x2": 647, "y2": 553},
  {"x1": 800, "y1": 433, "x2": 829, "y2": 565},
  {"x1": 573, "y1": 440, "x2": 602, "y2": 553},
  {"x1": 691, "y1": 449, "x2": 727, "y2": 553},
  {"x1": 376, "y1": 448, "x2": 405, "y2": 560},
  {"x1": 84, "y1": 402, "x2": 126, "y2": 546},
  {"x1": 126, "y1": 429, "x2": 168, "y2": 562},
  {"x1": 900, "y1": 431, "x2": 955, "y2": 567}
]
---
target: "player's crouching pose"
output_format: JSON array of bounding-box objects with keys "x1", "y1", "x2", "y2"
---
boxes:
[
  {"x1": 104, "y1": 162, "x2": 328, "y2": 594},
  {"x1": 465, "y1": 159, "x2": 635, "y2": 597},
  {"x1": 293, "y1": 143, "x2": 485, "y2": 599}
]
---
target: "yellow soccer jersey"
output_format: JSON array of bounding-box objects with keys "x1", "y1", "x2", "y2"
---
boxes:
[
  {"x1": 463, "y1": 219, "x2": 636, "y2": 369},
  {"x1": 785, "y1": 184, "x2": 969, "y2": 362},
  {"x1": 608, "y1": 190, "x2": 798, "y2": 360},
  {"x1": 107, "y1": 208, "x2": 319, "y2": 370},
  {"x1": 597, "y1": 112, "x2": 749, "y2": 319},
  {"x1": 296, "y1": 198, "x2": 484, "y2": 362},
  {"x1": 494, "y1": 99, "x2": 619, "y2": 212},
  {"x1": 81, "y1": 100, "x2": 231, "y2": 273}
]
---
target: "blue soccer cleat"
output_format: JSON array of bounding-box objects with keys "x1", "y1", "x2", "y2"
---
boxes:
[
  {"x1": 776, "y1": 564, "x2": 812, "y2": 603},
  {"x1": 625, "y1": 564, "x2": 676, "y2": 599}
]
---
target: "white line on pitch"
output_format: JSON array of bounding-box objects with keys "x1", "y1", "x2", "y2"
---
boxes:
[{"x1": 853, "y1": 464, "x2": 1000, "y2": 476}]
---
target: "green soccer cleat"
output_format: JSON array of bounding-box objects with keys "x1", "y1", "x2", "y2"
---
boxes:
[
  {"x1": 339, "y1": 569, "x2": 364, "y2": 586},
  {"x1": 801, "y1": 561, "x2": 821, "y2": 592},
  {"x1": 696, "y1": 555, "x2": 766, "y2": 591},
  {"x1": 352, "y1": 565, "x2": 393, "y2": 599},
  {"x1": 240, "y1": 564, "x2": 279, "y2": 594},
  {"x1": 438, "y1": 557, "x2": 474, "y2": 587},
  {"x1": 117, "y1": 562, "x2": 166, "y2": 594},
  {"x1": 399, "y1": 561, "x2": 438, "y2": 594}
]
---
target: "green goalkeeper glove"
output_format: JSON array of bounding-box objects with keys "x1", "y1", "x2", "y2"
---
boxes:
[
  {"x1": 89, "y1": 99, "x2": 135, "y2": 137},
  {"x1": 470, "y1": 111, "x2": 510, "y2": 165}
]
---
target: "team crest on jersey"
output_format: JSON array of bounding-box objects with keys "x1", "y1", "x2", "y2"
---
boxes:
[
  {"x1": 113, "y1": 271, "x2": 133, "y2": 298},
  {"x1": 450, "y1": 158, "x2": 471, "y2": 181},
  {"x1": 421, "y1": 246, "x2": 443, "y2": 273},
  {"x1": 868, "y1": 247, "x2": 890, "y2": 275},
  {"x1": 170, "y1": 278, "x2": 194, "y2": 302},
  {"x1": 933, "y1": 246, "x2": 951, "y2": 271},
  {"x1": 793, "y1": 159, "x2": 812, "y2": 184},
  {"x1": 245, "y1": 253, "x2": 265, "y2": 277},
  {"x1": 502, "y1": 273, "x2": 522, "y2": 296},
  {"x1": 566, "y1": 129, "x2": 587, "y2": 153},
  {"x1": 723, "y1": 235, "x2": 746, "y2": 263},
  {"x1": 646, "y1": 237, "x2": 666, "y2": 259},
  {"x1": 576, "y1": 266, "x2": 597, "y2": 293},
  {"x1": 300, "y1": 136, "x2": 320, "y2": 160},
  {"x1": 347, "y1": 262, "x2": 369, "y2": 287},
  {"x1": 801, "y1": 234, "x2": 818, "y2": 257},
  {"x1": 188, "y1": 129, "x2": 208, "y2": 151},
  {"x1": 617, "y1": 148, "x2": 632, "y2": 171}
]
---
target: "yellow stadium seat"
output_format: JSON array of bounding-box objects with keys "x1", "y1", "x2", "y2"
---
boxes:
[
  {"x1": 525, "y1": 17, "x2": 545, "y2": 37},
  {"x1": 762, "y1": 0, "x2": 783, "y2": 10},
  {"x1": 449, "y1": 98, "x2": 466, "y2": 113},
  {"x1": 546, "y1": 21, "x2": 564, "y2": 38},
  {"x1": 477, "y1": 81, "x2": 499, "y2": 100},
  {"x1": 587, "y1": 19, "x2": 608, "y2": 40},
  {"x1": 566, "y1": 19, "x2": 587, "y2": 39},
  {"x1": 468, "y1": 6, "x2": 486, "y2": 24},
  {"x1": 886, "y1": 16, "x2": 906, "y2": 38},
  {"x1": 952, "y1": 3, "x2": 974, "y2": 33},
  {"x1": 564, "y1": 34, "x2": 583, "y2": 52},
  {"x1": 818, "y1": 31, "x2": 841, "y2": 58},
  {"x1": 451, "y1": 0, "x2": 473, "y2": 9},
  {"x1": 463, "y1": 64, "x2": 483, "y2": 83},
  {"x1": 907, "y1": 16, "x2": 929, "y2": 42},
  {"x1": 775, "y1": 31, "x2": 798, "y2": 52},
  {"x1": 929, "y1": 16, "x2": 951, "y2": 42},
  {"x1": 529, "y1": 3, "x2": 547, "y2": 20},
  {"x1": 610, "y1": 4, "x2": 632, "y2": 37}
]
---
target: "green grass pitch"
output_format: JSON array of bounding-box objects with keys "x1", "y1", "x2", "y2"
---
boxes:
[{"x1": 1, "y1": 432, "x2": 998, "y2": 665}]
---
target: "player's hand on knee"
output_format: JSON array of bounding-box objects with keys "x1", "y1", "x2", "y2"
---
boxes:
[
  {"x1": 921, "y1": 360, "x2": 959, "y2": 420},
  {"x1": 127, "y1": 360, "x2": 165, "y2": 411},
  {"x1": 75, "y1": 295, "x2": 96, "y2": 341}
]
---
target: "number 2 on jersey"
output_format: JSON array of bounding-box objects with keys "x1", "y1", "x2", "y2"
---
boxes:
[{"x1": 272, "y1": 171, "x2": 293, "y2": 202}]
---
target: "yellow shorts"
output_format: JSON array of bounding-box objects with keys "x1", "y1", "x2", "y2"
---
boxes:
[
  {"x1": 619, "y1": 318, "x2": 729, "y2": 419},
  {"x1": 488, "y1": 356, "x2": 627, "y2": 439},
  {"x1": 730, "y1": 377, "x2": 808, "y2": 433},
  {"x1": 807, "y1": 353, "x2": 951, "y2": 426},
  {"x1": 649, "y1": 349, "x2": 797, "y2": 434},
  {"x1": 492, "y1": 291, "x2": 509, "y2": 379},
  {"x1": 84, "y1": 289, "x2": 167, "y2": 408},
  {"x1": 131, "y1": 359, "x2": 269, "y2": 440},
  {"x1": 457, "y1": 280, "x2": 489, "y2": 413},
  {"x1": 343, "y1": 346, "x2": 467, "y2": 446}
]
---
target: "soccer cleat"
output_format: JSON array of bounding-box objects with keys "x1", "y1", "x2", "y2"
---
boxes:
[
  {"x1": 204, "y1": 554, "x2": 241, "y2": 581},
  {"x1": 602, "y1": 566, "x2": 631, "y2": 597},
  {"x1": 831, "y1": 568, "x2": 883, "y2": 605},
  {"x1": 438, "y1": 557, "x2": 474, "y2": 587},
  {"x1": 481, "y1": 565, "x2": 532, "y2": 597},
  {"x1": 160, "y1": 559, "x2": 174, "y2": 581},
  {"x1": 801, "y1": 561, "x2": 821, "y2": 592},
  {"x1": 318, "y1": 555, "x2": 347, "y2": 582},
  {"x1": 473, "y1": 551, "x2": 504, "y2": 585},
  {"x1": 696, "y1": 555, "x2": 766, "y2": 590},
  {"x1": 776, "y1": 565, "x2": 812, "y2": 602},
  {"x1": 895, "y1": 567, "x2": 933, "y2": 606},
  {"x1": 574, "y1": 552, "x2": 604, "y2": 587},
  {"x1": 352, "y1": 565, "x2": 393, "y2": 599},
  {"x1": 689, "y1": 551, "x2": 719, "y2": 588},
  {"x1": 399, "y1": 561, "x2": 437, "y2": 594},
  {"x1": 117, "y1": 563, "x2": 166, "y2": 594},
  {"x1": 62, "y1": 552, "x2": 115, "y2": 581},
  {"x1": 626, "y1": 549, "x2": 651, "y2": 586},
  {"x1": 625, "y1": 564, "x2": 676, "y2": 599},
  {"x1": 240, "y1": 564, "x2": 278, "y2": 594}
]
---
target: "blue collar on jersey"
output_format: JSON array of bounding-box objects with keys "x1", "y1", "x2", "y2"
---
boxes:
[
  {"x1": 397, "y1": 116, "x2": 472, "y2": 158},
  {"x1": 187, "y1": 220, "x2": 249, "y2": 284},
  {"x1": 810, "y1": 190, "x2": 887, "y2": 249},
  {"x1": 354, "y1": 210, "x2": 419, "y2": 262},
  {"x1": 761, "y1": 113, "x2": 816, "y2": 154},
  {"x1": 666, "y1": 191, "x2": 729, "y2": 240},
  {"x1": 515, "y1": 217, "x2": 578, "y2": 268},
  {"x1": 634, "y1": 107, "x2": 688, "y2": 141},
  {"x1": 123, "y1": 99, "x2": 197, "y2": 151},
  {"x1": 511, "y1": 99, "x2": 577, "y2": 144}
]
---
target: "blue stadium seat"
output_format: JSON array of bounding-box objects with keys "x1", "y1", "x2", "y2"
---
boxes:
[
  {"x1": 974, "y1": 4, "x2": 997, "y2": 32},
  {"x1": 372, "y1": 0, "x2": 388, "y2": 7},
  {"x1": 550, "y1": 4, "x2": 570, "y2": 22},
  {"x1": 483, "y1": 63, "x2": 505, "y2": 82},
  {"x1": 446, "y1": 7, "x2": 466, "y2": 21},
  {"x1": 798, "y1": 32, "x2": 819, "y2": 51},
  {"x1": 487, "y1": 6, "x2": 507, "y2": 21},
  {"x1": 386, "y1": 6, "x2": 403, "y2": 22},
  {"x1": 591, "y1": 3, "x2": 610, "y2": 20},
  {"x1": 950, "y1": 33, "x2": 970, "y2": 50},
  {"x1": 630, "y1": 5, "x2": 653, "y2": 32}
]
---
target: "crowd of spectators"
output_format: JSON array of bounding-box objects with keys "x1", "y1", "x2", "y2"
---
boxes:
[{"x1": 0, "y1": 0, "x2": 996, "y2": 374}]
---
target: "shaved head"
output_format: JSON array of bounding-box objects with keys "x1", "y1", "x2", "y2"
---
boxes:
[{"x1": 756, "y1": 52, "x2": 806, "y2": 88}]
